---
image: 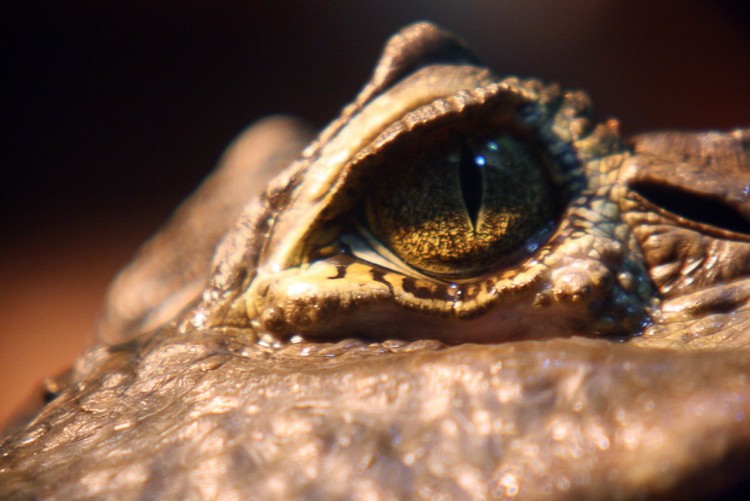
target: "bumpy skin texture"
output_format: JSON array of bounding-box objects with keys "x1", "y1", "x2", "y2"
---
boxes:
[{"x1": 2, "y1": 23, "x2": 750, "y2": 499}]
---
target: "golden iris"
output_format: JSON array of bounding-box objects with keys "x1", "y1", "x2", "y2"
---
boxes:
[{"x1": 365, "y1": 135, "x2": 554, "y2": 278}]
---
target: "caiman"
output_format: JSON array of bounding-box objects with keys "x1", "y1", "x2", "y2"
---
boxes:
[{"x1": 2, "y1": 22, "x2": 750, "y2": 500}]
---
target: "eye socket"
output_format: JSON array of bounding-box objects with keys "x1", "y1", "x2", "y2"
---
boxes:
[{"x1": 364, "y1": 133, "x2": 557, "y2": 278}]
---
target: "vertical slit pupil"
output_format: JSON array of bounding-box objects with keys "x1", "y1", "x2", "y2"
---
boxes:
[{"x1": 458, "y1": 143, "x2": 484, "y2": 229}]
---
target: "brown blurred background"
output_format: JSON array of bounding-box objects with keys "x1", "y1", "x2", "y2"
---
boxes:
[{"x1": 2, "y1": 1, "x2": 749, "y2": 425}]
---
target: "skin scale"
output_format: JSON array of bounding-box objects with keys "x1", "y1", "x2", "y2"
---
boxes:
[{"x1": 2, "y1": 22, "x2": 750, "y2": 499}]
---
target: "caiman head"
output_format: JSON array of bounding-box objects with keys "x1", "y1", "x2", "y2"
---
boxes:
[{"x1": 3, "y1": 22, "x2": 750, "y2": 500}]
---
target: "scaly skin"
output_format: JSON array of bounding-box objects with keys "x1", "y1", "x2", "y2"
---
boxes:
[{"x1": 2, "y1": 23, "x2": 750, "y2": 499}]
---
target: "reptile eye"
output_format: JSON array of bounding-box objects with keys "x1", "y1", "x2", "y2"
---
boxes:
[{"x1": 364, "y1": 134, "x2": 557, "y2": 278}]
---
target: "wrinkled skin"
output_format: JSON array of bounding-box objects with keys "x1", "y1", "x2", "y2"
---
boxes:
[{"x1": 2, "y1": 23, "x2": 750, "y2": 500}]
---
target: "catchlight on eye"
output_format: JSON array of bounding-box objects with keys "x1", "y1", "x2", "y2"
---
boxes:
[{"x1": 364, "y1": 133, "x2": 558, "y2": 279}]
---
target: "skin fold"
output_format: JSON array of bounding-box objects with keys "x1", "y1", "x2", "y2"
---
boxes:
[{"x1": 1, "y1": 23, "x2": 749, "y2": 500}]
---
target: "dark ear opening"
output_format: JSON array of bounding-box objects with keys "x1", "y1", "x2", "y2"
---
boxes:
[{"x1": 357, "y1": 22, "x2": 484, "y2": 106}]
